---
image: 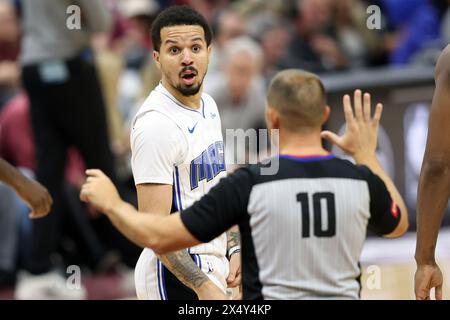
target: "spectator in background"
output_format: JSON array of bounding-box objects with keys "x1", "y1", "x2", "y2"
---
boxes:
[
  {"x1": 205, "y1": 36, "x2": 266, "y2": 168},
  {"x1": 178, "y1": 0, "x2": 229, "y2": 25},
  {"x1": 279, "y1": 0, "x2": 348, "y2": 73},
  {"x1": 0, "y1": 93, "x2": 125, "y2": 287},
  {"x1": 380, "y1": 0, "x2": 442, "y2": 65},
  {"x1": 256, "y1": 19, "x2": 291, "y2": 81},
  {"x1": 209, "y1": 8, "x2": 246, "y2": 73},
  {"x1": 330, "y1": 0, "x2": 377, "y2": 68},
  {"x1": 442, "y1": 1, "x2": 450, "y2": 43},
  {"x1": 0, "y1": 0, "x2": 20, "y2": 109},
  {"x1": 93, "y1": 0, "x2": 161, "y2": 180},
  {"x1": 15, "y1": 0, "x2": 116, "y2": 299}
]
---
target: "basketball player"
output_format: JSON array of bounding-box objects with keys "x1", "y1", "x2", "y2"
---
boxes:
[
  {"x1": 81, "y1": 69, "x2": 408, "y2": 299},
  {"x1": 0, "y1": 158, "x2": 52, "y2": 218},
  {"x1": 415, "y1": 45, "x2": 450, "y2": 300},
  {"x1": 127, "y1": 6, "x2": 239, "y2": 300}
]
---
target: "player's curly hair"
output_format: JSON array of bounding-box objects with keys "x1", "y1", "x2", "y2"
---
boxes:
[{"x1": 151, "y1": 5, "x2": 213, "y2": 52}]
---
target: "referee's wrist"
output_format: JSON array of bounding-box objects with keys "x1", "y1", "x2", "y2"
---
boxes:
[{"x1": 228, "y1": 246, "x2": 241, "y2": 259}]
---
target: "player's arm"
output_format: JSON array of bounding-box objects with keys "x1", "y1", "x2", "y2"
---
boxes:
[
  {"x1": 321, "y1": 90, "x2": 408, "y2": 237},
  {"x1": 415, "y1": 46, "x2": 450, "y2": 264},
  {"x1": 413, "y1": 46, "x2": 450, "y2": 300},
  {"x1": 81, "y1": 168, "x2": 250, "y2": 248},
  {"x1": 137, "y1": 183, "x2": 224, "y2": 299},
  {"x1": 81, "y1": 169, "x2": 249, "y2": 252},
  {"x1": 80, "y1": 176, "x2": 198, "y2": 251},
  {"x1": 81, "y1": 168, "x2": 251, "y2": 296},
  {"x1": 0, "y1": 158, "x2": 52, "y2": 218}
]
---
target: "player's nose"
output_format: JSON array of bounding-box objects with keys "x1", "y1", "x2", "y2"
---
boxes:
[{"x1": 181, "y1": 48, "x2": 193, "y2": 65}]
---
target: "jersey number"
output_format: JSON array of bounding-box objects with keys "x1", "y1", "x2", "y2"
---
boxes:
[{"x1": 296, "y1": 192, "x2": 336, "y2": 238}]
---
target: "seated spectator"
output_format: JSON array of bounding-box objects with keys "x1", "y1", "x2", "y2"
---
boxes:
[
  {"x1": 279, "y1": 0, "x2": 348, "y2": 73},
  {"x1": 209, "y1": 8, "x2": 246, "y2": 73},
  {"x1": 381, "y1": 0, "x2": 442, "y2": 65},
  {"x1": 205, "y1": 36, "x2": 267, "y2": 167}
]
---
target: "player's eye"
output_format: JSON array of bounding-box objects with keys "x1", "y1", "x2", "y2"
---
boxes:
[
  {"x1": 192, "y1": 45, "x2": 201, "y2": 53},
  {"x1": 169, "y1": 47, "x2": 179, "y2": 54}
]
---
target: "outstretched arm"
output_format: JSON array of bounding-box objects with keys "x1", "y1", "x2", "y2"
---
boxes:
[
  {"x1": 414, "y1": 45, "x2": 450, "y2": 300},
  {"x1": 80, "y1": 170, "x2": 226, "y2": 299}
]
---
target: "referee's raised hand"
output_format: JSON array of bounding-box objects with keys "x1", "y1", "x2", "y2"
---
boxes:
[{"x1": 321, "y1": 89, "x2": 383, "y2": 162}]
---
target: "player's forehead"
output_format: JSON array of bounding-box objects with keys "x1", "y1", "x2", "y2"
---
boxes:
[{"x1": 160, "y1": 25, "x2": 206, "y2": 46}]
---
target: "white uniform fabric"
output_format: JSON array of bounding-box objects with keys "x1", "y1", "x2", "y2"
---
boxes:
[
  {"x1": 131, "y1": 83, "x2": 228, "y2": 299},
  {"x1": 135, "y1": 248, "x2": 229, "y2": 300}
]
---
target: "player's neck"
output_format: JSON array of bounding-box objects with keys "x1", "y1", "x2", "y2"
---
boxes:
[
  {"x1": 279, "y1": 130, "x2": 328, "y2": 156},
  {"x1": 162, "y1": 80, "x2": 202, "y2": 109}
]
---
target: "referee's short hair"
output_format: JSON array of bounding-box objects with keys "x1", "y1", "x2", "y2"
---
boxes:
[
  {"x1": 267, "y1": 69, "x2": 327, "y2": 132},
  {"x1": 151, "y1": 5, "x2": 213, "y2": 52}
]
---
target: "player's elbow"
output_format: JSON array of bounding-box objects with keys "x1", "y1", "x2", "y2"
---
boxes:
[
  {"x1": 146, "y1": 235, "x2": 170, "y2": 255},
  {"x1": 385, "y1": 207, "x2": 409, "y2": 238}
]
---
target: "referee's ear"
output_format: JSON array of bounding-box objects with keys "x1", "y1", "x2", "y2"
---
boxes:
[
  {"x1": 322, "y1": 105, "x2": 331, "y2": 125},
  {"x1": 265, "y1": 106, "x2": 279, "y2": 130}
]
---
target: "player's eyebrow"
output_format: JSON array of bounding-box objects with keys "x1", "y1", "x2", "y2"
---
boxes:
[
  {"x1": 164, "y1": 39, "x2": 178, "y2": 45},
  {"x1": 191, "y1": 37, "x2": 204, "y2": 43},
  {"x1": 164, "y1": 37, "x2": 204, "y2": 45}
]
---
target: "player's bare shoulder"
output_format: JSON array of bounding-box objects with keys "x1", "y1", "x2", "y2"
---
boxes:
[{"x1": 435, "y1": 44, "x2": 450, "y2": 81}]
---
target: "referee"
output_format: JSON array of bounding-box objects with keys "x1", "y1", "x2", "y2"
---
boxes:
[{"x1": 81, "y1": 69, "x2": 409, "y2": 299}]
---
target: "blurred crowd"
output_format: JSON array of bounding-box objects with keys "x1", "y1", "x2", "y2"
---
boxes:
[{"x1": 0, "y1": 0, "x2": 449, "y2": 298}]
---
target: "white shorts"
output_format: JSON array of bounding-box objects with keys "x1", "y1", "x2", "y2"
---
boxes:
[{"x1": 134, "y1": 248, "x2": 229, "y2": 300}]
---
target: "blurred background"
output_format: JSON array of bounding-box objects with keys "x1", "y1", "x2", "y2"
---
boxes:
[{"x1": 0, "y1": 0, "x2": 449, "y2": 299}]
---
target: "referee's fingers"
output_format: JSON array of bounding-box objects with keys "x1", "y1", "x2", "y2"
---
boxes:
[
  {"x1": 373, "y1": 103, "x2": 383, "y2": 126},
  {"x1": 321, "y1": 131, "x2": 342, "y2": 148},
  {"x1": 353, "y1": 90, "x2": 363, "y2": 121},
  {"x1": 86, "y1": 169, "x2": 103, "y2": 177},
  {"x1": 343, "y1": 94, "x2": 354, "y2": 124}
]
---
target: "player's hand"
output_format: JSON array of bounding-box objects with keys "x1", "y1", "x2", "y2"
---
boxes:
[
  {"x1": 195, "y1": 280, "x2": 229, "y2": 300},
  {"x1": 80, "y1": 169, "x2": 122, "y2": 214},
  {"x1": 321, "y1": 90, "x2": 383, "y2": 163},
  {"x1": 15, "y1": 177, "x2": 53, "y2": 219},
  {"x1": 415, "y1": 263, "x2": 443, "y2": 300},
  {"x1": 227, "y1": 252, "x2": 241, "y2": 288}
]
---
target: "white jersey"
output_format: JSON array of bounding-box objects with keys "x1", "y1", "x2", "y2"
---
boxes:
[{"x1": 131, "y1": 83, "x2": 227, "y2": 257}]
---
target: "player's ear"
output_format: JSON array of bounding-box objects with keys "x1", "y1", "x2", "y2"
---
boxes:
[
  {"x1": 153, "y1": 51, "x2": 161, "y2": 70},
  {"x1": 207, "y1": 45, "x2": 212, "y2": 61},
  {"x1": 322, "y1": 105, "x2": 331, "y2": 125}
]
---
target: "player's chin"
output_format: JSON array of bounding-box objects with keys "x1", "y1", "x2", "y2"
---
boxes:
[{"x1": 178, "y1": 82, "x2": 201, "y2": 96}]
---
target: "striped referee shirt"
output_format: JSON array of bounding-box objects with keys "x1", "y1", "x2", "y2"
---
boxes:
[{"x1": 180, "y1": 154, "x2": 401, "y2": 300}]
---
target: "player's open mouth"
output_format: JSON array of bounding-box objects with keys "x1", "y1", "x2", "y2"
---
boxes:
[{"x1": 181, "y1": 71, "x2": 197, "y2": 86}]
